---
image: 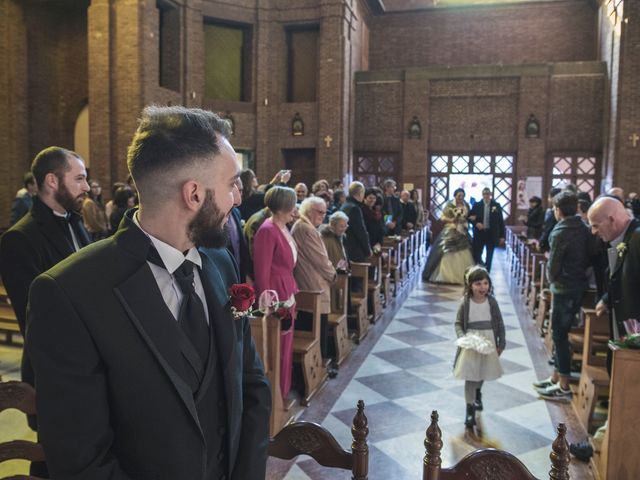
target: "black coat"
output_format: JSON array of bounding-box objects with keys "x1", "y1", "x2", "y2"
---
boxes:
[
  {"x1": 469, "y1": 200, "x2": 506, "y2": 245},
  {"x1": 547, "y1": 215, "x2": 591, "y2": 295},
  {"x1": 383, "y1": 194, "x2": 403, "y2": 235},
  {"x1": 26, "y1": 212, "x2": 271, "y2": 480},
  {"x1": 524, "y1": 204, "x2": 544, "y2": 239},
  {"x1": 603, "y1": 219, "x2": 640, "y2": 336},
  {"x1": 538, "y1": 208, "x2": 557, "y2": 252},
  {"x1": 341, "y1": 196, "x2": 372, "y2": 262},
  {"x1": 226, "y1": 207, "x2": 253, "y2": 282},
  {"x1": 0, "y1": 195, "x2": 91, "y2": 336}
]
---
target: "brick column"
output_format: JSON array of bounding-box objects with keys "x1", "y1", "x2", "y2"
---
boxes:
[{"x1": 0, "y1": 0, "x2": 29, "y2": 223}]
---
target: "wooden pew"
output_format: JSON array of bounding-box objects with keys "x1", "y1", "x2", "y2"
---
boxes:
[
  {"x1": 571, "y1": 308, "x2": 609, "y2": 434},
  {"x1": 591, "y1": 344, "x2": 640, "y2": 480},
  {"x1": 348, "y1": 262, "x2": 370, "y2": 343},
  {"x1": 382, "y1": 236, "x2": 402, "y2": 295},
  {"x1": 249, "y1": 314, "x2": 293, "y2": 435},
  {"x1": 380, "y1": 245, "x2": 395, "y2": 303},
  {"x1": 328, "y1": 273, "x2": 352, "y2": 366},
  {"x1": 0, "y1": 381, "x2": 46, "y2": 476},
  {"x1": 423, "y1": 410, "x2": 570, "y2": 480},
  {"x1": 293, "y1": 290, "x2": 328, "y2": 406},
  {"x1": 268, "y1": 400, "x2": 368, "y2": 480},
  {"x1": 366, "y1": 255, "x2": 384, "y2": 323},
  {"x1": 527, "y1": 255, "x2": 546, "y2": 319},
  {"x1": 0, "y1": 281, "x2": 21, "y2": 345}
]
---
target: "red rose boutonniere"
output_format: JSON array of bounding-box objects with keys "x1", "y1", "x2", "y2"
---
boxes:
[{"x1": 229, "y1": 283, "x2": 256, "y2": 319}]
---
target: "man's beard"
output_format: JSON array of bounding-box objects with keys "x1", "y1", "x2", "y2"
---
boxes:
[
  {"x1": 188, "y1": 189, "x2": 229, "y2": 249},
  {"x1": 55, "y1": 180, "x2": 85, "y2": 212}
]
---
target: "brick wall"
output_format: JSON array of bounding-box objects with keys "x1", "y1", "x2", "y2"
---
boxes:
[
  {"x1": 614, "y1": 0, "x2": 640, "y2": 194},
  {"x1": 368, "y1": 1, "x2": 597, "y2": 69}
]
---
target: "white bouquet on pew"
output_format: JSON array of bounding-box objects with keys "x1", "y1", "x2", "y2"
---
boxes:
[{"x1": 455, "y1": 332, "x2": 494, "y2": 355}]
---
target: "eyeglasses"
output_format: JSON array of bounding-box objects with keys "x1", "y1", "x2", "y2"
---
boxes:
[{"x1": 313, "y1": 208, "x2": 327, "y2": 215}]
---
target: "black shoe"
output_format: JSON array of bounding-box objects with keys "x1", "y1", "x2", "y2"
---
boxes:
[
  {"x1": 569, "y1": 441, "x2": 593, "y2": 462},
  {"x1": 327, "y1": 367, "x2": 338, "y2": 379},
  {"x1": 473, "y1": 389, "x2": 483, "y2": 412},
  {"x1": 464, "y1": 403, "x2": 476, "y2": 429}
]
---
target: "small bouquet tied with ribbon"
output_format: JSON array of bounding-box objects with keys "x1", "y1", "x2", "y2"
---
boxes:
[
  {"x1": 254, "y1": 289, "x2": 294, "y2": 330},
  {"x1": 611, "y1": 319, "x2": 640, "y2": 349},
  {"x1": 455, "y1": 332, "x2": 495, "y2": 355}
]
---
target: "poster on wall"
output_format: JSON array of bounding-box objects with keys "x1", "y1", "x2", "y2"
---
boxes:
[{"x1": 517, "y1": 177, "x2": 543, "y2": 209}]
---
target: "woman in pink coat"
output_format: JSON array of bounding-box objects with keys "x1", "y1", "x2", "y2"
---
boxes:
[{"x1": 253, "y1": 186, "x2": 299, "y2": 399}]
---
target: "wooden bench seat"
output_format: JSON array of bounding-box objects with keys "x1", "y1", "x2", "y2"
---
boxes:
[{"x1": 327, "y1": 273, "x2": 351, "y2": 366}]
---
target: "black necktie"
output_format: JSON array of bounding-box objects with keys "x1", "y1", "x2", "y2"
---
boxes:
[
  {"x1": 147, "y1": 247, "x2": 210, "y2": 367},
  {"x1": 173, "y1": 260, "x2": 211, "y2": 367}
]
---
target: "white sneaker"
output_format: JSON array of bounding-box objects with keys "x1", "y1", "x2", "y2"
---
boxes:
[{"x1": 539, "y1": 384, "x2": 572, "y2": 402}]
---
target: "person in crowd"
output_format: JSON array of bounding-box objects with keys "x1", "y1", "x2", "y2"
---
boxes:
[
  {"x1": 362, "y1": 187, "x2": 385, "y2": 248},
  {"x1": 253, "y1": 186, "x2": 299, "y2": 400},
  {"x1": 341, "y1": 181, "x2": 372, "y2": 263},
  {"x1": 311, "y1": 179, "x2": 330, "y2": 196},
  {"x1": 9, "y1": 172, "x2": 38, "y2": 225},
  {"x1": 423, "y1": 188, "x2": 474, "y2": 284},
  {"x1": 104, "y1": 181, "x2": 125, "y2": 220},
  {"x1": 400, "y1": 189, "x2": 417, "y2": 231},
  {"x1": 522, "y1": 195, "x2": 544, "y2": 240},
  {"x1": 589, "y1": 196, "x2": 640, "y2": 341},
  {"x1": 108, "y1": 186, "x2": 136, "y2": 235},
  {"x1": 292, "y1": 197, "x2": 339, "y2": 376},
  {"x1": 625, "y1": 192, "x2": 640, "y2": 218},
  {"x1": 331, "y1": 179, "x2": 344, "y2": 192},
  {"x1": 607, "y1": 186, "x2": 624, "y2": 202},
  {"x1": 0, "y1": 147, "x2": 91, "y2": 476},
  {"x1": 453, "y1": 266, "x2": 505, "y2": 430},
  {"x1": 469, "y1": 187, "x2": 505, "y2": 272},
  {"x1": 329, "y1": 189, "x2": 346, "y2": 215},
  {"x1": 410, "y1": 189, "x2": 425, "y2": 228},
  {"x1": 239, "y1": 169, "x2": 264, "y2": 220},
  {"x1": 538, "y1": 187, "x2": 562, "y2": 252},
  {"x1": 294, "y1": 182, "x2": 309, "y2": 203},
  {"x1": 82, "y1": 180, "x2": 109, "y2": 240},
  {"x1": 226, "y1": 205, "x2": 252, "y2": 283},
  {"x1": 535, "y1": 191, "x2": 591, "y2": 402},
  {"x1": 320, "y1": 211, "x2": 349, "y2": 270},
  {"x1": 315, "y1": 191, "x2": 332, "y2": 223},
  {"x1": 25, "y1": 107, "x2": 270, "y2": 480},
  {"x1": 244, "y1": 206, "x2": 271, "y2": 258},
  {"x1": 382, "y1": 178, "x2": 403, "y2": 235}
]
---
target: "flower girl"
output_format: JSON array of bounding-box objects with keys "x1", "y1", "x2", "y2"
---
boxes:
[{"x1": 453, "y1": 265, "x2": 506, "y2": 429}]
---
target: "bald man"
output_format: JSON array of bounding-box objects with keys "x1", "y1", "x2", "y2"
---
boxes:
[{"x1": 588, "y1": 196, "x2": 640, "y2": 339}]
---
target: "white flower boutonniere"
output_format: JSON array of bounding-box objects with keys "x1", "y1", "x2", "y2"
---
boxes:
[
  {"x1": 491, "y1": 206, "x2": 497, "y2": 213},
  {"x1": 616, "y1": 242, "x2": 627, "y2": 258}
]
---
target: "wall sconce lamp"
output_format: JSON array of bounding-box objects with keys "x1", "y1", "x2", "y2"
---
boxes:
[
  {"x1": 292, "y1": 113, "x2": 304, "y2": 136},
  {"x1": 525, "y1": 114, "x2": 540, "y2": 138},
  {"x1": 408, "y1": 116, "x2": 422, "y2": 139}
]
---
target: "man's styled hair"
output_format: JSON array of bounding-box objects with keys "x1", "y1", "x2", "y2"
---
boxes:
[
  {"x1": 382, "y1": 179, "x2": 396, "y2": 191},
  {"x1": 482, "y1": 187, "x2": 491, "y2": 194},
  {"x1": 348, "y1": 181, "x2": 365, "y2": 197},
  {"x1": 127, "y1": 106, "x2": 231, "y2": 198},
  {"x1": 31, "y1": 146, "x2": 79, "y2": 189},
  {"x1": 264, "y1": 186, "x2": 297, "y2": 214},
  {"x1": 553, "y1": 190, "x2": 578, "y2": 217}
]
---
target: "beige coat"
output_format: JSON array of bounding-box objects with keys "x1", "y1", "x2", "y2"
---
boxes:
[{"x1": 291, "y1": 216, "x2": 336, "y2": 314}]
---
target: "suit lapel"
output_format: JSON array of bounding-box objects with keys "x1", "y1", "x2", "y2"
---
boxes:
[
  {"x1": 32, "y1": 206, "x2": 74, "y2": 259},
  {"x1": 611, "y1": 219, "x2": 639, "y2": 278}
]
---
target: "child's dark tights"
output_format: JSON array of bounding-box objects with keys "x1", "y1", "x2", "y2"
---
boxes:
[{"x1": 465, "y1": 380, "x2": 483, "y2": 404}]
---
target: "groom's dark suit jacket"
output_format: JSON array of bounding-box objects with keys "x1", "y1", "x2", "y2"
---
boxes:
[
  {"x1": 603, "y1": 218, "x2": 640, "y2": 336},
  {"x1": 26, "y1": 212, "x2": 271, "y2": 480},
  {"x1": 469, "y1": 199, "x2": 506, "y2": 245}
]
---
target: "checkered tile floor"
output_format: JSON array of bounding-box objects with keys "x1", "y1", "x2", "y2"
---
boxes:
[{"x1": 285, "y1": 253, "x2": 561, "y2": 479}]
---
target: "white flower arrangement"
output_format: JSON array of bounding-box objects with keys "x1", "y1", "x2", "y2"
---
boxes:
[
  {"x1": 491, "y1": 206, "x2": 497, "y2": 213},
  {"x1": 616, "y1": 242, "x2": 627, "y2": 258},
  {"x1": 455, "y1": 332, "x2": 494, "y2": 355}
]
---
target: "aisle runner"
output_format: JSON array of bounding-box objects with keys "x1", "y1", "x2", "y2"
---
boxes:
[{"x1": 286, "y1": 252, "x2": 557, "y2": 479}]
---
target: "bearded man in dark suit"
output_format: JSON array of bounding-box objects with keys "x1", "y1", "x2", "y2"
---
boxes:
[
  {"x1": 469, "y1": 187, "x2": 506, "y2": 272},
  {"x1": 588, "y1": 196, "x2": 640, "y2": 340},
  {"x1": 26, "y1": 106, "x2": 271, "y2": 480}
]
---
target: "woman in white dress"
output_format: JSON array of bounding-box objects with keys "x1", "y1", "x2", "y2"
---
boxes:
[{"x1": 422, "y1": 188, "x2": 475, "y2": 284}]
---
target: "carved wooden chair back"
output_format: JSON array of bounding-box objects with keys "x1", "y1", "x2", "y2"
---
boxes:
[
  {"x1": 268, "y1": 400, "x2": 369, "y2": 480},
  {"x1": 0, "y1": 381, "x2": 46, "y2": 479},
  {"x1": 422, "y1": 411, "x2": 570, "y2": 480}
]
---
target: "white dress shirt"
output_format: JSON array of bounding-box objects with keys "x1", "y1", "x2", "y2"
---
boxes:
[{"x1": 134, "y1": 213, "x2": 210, "y2": 324}]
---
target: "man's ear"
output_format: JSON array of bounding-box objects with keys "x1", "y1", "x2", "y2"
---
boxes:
[
  {"x1": 44, "y1": 172, "x2": 59, "y2": 192},
  {"x1": 181, "y1": 180, "x2": 203, "y2": 212}
]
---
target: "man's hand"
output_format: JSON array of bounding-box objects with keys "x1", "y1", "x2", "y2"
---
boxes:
[
  {"x1": 595, "y1": 300, "x2": 608, "y2": 317},
  {"x1": 387, "y1": 220, "x2": 396, "y2": 229},
  {"x1": 499, "y1": 237, "x2": 505, "y2": 247},
  {"x1": 476, "y1": 222, "x2": 485, "y2": 230},
  {"x1": 281, "y1": 170, "x2": 292, "y2": 184}
]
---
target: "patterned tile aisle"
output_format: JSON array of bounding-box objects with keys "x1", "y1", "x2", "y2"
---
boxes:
[{"x1": 285, "y1": 253, "x2": 560, "y2": 479}]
